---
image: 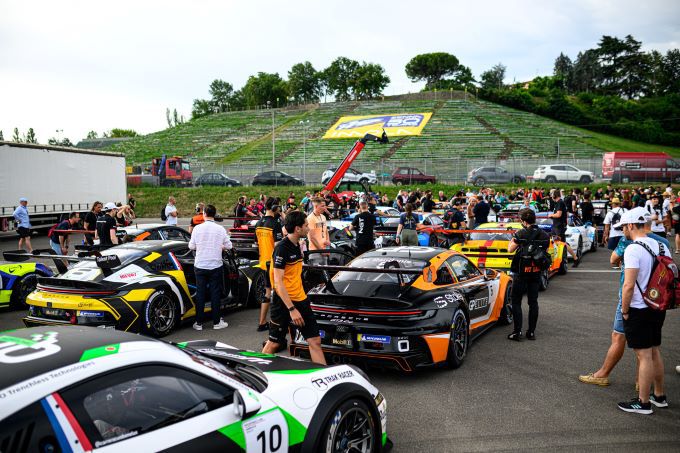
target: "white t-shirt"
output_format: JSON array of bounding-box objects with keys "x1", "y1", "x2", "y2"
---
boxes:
[
  {"x1": 165, "y1": 204, "x2": 177, "y2": 225},
  {"x1": 646, "y1": 203, "x2": 666, "y2": 233},
  {"x1": 603, "y1": 207, "x2": 626, "y2": 238},
  {"x1": 188, "y1": 220, "x2": 232, "y2": 270},
  {"x1": 623, "y1": 236, "x2": 670, "y2": 309}
]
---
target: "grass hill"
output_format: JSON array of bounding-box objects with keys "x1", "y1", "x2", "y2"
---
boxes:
[{"x1": 109, "y1": 96, "x2": 680, "y2": 168}]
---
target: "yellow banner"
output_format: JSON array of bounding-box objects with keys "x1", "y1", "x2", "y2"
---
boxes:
[{"x1": 323, "y1": 113, "x2": 433, "y2": 139}]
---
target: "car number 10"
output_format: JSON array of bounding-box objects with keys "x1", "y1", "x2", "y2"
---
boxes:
[{"x1": 243, "y1": 409, "x2": 288, "y2": 452}]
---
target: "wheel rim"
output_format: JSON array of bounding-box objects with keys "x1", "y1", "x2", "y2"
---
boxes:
[
  {"x1": 451, "y1": 312, "x2": 468, "y2": 361},
  {"x1": 327, "y1": 407, "x2": 374, "y2": 453},
  {"x1": 150, "y1": 294, "x2": 176, "y2": 333},
  {"x1": 19, "y1": 274, "x2": 38, "y2": 302}
]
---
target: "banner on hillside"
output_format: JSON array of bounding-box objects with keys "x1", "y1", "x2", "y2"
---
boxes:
[{"x1": 322, "y1": 113, "x2": 433, "y2": 139}]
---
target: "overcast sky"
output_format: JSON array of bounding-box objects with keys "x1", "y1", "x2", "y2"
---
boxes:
[{"x1": 1, "y1": 0, "x2": 678, "y2": 144}]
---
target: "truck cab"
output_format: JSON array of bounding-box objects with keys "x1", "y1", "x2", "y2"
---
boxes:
[{"x1": 152, "y1": 156, "x2": 193, "y2": 186}]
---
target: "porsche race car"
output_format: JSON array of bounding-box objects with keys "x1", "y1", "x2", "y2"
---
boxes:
[
  {"x1": 0, "y1": 326, "x2": 389, "y2": 452},
  {"x1": 292, "y1": 246, "x2": 513, "y2": 372},
  {"x1": 5, "y1": 241, "x2": 267, "y2": 337},
  {"x1": 0, "y1": 262, "x2": 53, "y2": 309},
  {"x1": 536, "y1": 214, "x2": 597, "y2": 259}
]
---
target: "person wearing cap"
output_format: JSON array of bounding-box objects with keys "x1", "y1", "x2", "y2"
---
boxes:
[
  {"x1": 189, "y1": 202, "x2": 205, "y2": 233},
  {"x1": 97, "y1": 203, "x2": 119, "y2": 246},
  {"x1": 609, "y1": 207, "x2": 670, "y2": 414},
  {"x1": 602, "y1": 197, "x2": 626, "y2": 252},
  {"x1": 13, "y1": 197, "x2": 32, "y2": 252}
]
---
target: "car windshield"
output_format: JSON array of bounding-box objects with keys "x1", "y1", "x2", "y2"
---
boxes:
[
  {"x1": 333, "y1": 256, "x2": 427, "y2": 284},
  {"x1": 181, "y1": 162, "x2": 191, "y2": 171},
  {"x1": 469, "y1": 229, "x2": 514, "y2": 241}
]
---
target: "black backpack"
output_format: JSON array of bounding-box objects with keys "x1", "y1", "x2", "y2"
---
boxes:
[
  {"x1": 517, "y1": 228, "x2": 551, "y2": 273},
  {"x1": 610, "y1": 207, "x2": 624, "y2": 225},
  {"x1": 160, "y1": 206, "x2": 168, "y2": 221}
]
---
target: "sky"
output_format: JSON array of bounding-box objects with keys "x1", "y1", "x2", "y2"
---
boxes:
[{"x1": 1, "y1": 0, "x2": 678, "y2": 144}]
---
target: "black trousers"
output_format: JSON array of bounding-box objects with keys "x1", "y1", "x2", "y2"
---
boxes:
[
  {"x1": 195, "y1": 266, "x2": 224, "y2": 325},
  {"x1": 511, "y1": 274, "x2": 540, "y2": 334}
]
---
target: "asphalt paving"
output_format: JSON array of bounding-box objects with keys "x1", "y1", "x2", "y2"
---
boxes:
[{"x1": 1, "y1": 226, "x2": 679, "y2": 452}]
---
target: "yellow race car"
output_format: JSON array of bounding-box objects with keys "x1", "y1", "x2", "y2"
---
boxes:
[{"x1": 450, "y1": 222, "x2": 568, "y2": 290}]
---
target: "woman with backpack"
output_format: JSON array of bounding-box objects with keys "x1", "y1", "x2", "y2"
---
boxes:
[{"x1": 395, "y1": 203, "x2": 419, "y2": 246}]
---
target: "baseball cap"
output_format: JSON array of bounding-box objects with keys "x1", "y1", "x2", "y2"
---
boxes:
[
  {"x1": 19, "y1": 197, "x2": 28, "y2": 202},
  {"x1": 613, "y1": 207, "x2": 650, "y2": 229},
  {"x1": 610, "y1": 197, "x2": 621, "y2": 204},
  {"x1": 102, "y1": 202, "x2": 117, "y2": 212}
]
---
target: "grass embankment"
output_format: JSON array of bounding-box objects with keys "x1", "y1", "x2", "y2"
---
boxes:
[{"x1": 131, "y1": 182, "x2": 655, "y2": 218}]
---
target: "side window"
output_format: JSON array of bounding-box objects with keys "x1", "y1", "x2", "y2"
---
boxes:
[
  {"x1": 146, "y1": 230, "x2": 162, "y2": 240},
  {"x1": 430, "y1": 216, "x2": 443, "y2": 226},
  {"x1": 446, "y1": 255, "x2": 480, "y2": 281},
  {"x1": 165, "y1": 228, "x2": 188, "y2": 241},
  {"x1": 168, "y1": 160, "x2": 177, "y2": 170},
  {"x1": 61, "y1": 365, "x2": 233, "y2": 446},
  {"x1": 434, "y1": 264, "x2": 455, "y2": 285},
  {"x1": 667, "y1": 160, "x2": 679, "y2": 169},
  {"x1": 0, "y1": 401, "x2": 64, "y2": 452},
  {"x1": 413, "y1": 169, "x2": 422, "y2": 175},
  {"x1": 399, "y1": 169, "x2": 409, "y2": 175},
  {"x1": 552, "y1": 165, "x2": 565, "y2": 171}
]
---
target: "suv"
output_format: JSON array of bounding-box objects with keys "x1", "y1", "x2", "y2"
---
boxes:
[
  {"x1": 467, "y1": 167, "x2": 525, "y2": 186},
  {"x1": 391, "y1": 167, "x2": 436, "y2": 185},
  {"x1": 533, "y1": 164, "x2": 595, "y2": 183},
  {"x1": 321, "y1": 167, "x2": 377, "y2": 185}
]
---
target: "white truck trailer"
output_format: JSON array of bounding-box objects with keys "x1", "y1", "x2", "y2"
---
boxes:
[{"x1": 0, "y1": 142, "x2": 127, "y2": 233}]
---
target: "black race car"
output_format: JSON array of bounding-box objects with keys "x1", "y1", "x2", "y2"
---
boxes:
[
  {"x1": 292, "y1": 246, "x2": 513, "y2": 372},
  {"x1": 6, "y1": 241, "x2": 267, "y2": 337}
]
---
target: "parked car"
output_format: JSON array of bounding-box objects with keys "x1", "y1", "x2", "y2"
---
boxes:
[
  {"x1": 467, "y1": 166, "x2": 525, "y2": 186},
  {"x1": 602, "y1": 151, "x2": 680, "y2": 183},
  {"x1": 321, "y1": 167, "x2": 378, "y2": 185},
  {"x1": 252, "y1": 171, "x2": 304, "y2": 186},
  {"x1": 194, "y1": 173, "x2": 242, "y2": 187},
  {"x1": 391, "y1": 167, "x2": 436, "y2": 185},
  {"x1": 533, "y1": 164, "x2": 595, "y2": 183}
]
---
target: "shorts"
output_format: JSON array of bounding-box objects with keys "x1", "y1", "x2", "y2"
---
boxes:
[
  {"x1": 17, "y1": 227, "x2": 30, "y2": 238},
  {"x1": 607, "y1": 236, "x2": 622, "y2": 251},
  {"x1": 268, "y1": 297, "x2": 320, "y2": 344},
  {"x1": 613, "y1": 301, "x2": 624, "y2": 334},
  {"x1": 623, "y1": 307, "x2": 666, "y2": 349}
]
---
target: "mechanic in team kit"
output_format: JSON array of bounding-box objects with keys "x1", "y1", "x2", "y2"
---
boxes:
[
  {"x1": 189, "y1": 202, "x2": 205, "y2": 233},
  {"x1": 262, "y1": 210, "x2": 326, "y2": 365},
  {"x1": 96, "y1": 202, "x2": 119, "y2": 246},
  {"x1": 346, "y1": 200, "x2": 376, "y2": 256},
  {"x1": 255, "y1": 198, "x2": 284, "y2": 332}
]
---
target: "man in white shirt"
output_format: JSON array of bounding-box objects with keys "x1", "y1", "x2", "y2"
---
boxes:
[
  {"x1": 189, "y1": 204, "x2": 232, "y2": 330},
  {"x1": 615, "y1": 207, "x2": 669, "y2": 414},
  {"x1": 602, "y1": 198, "x2": 626, "y2": 251},
  {"x1": 645, "y1": 196, "x2": 667, "y2": 238},
  {"x1": 165, "y1": 196, "x2": 178, "y2": 226}
]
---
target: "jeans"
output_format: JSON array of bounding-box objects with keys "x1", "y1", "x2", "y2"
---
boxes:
[
  {"x1": 511, "y1": 274, "x2": 540, "y2": 334},
  {"x1": 50, "y1": 241, "x2": 62, "y2": 255},
  {"x1": 195, "y1": 266, "x2": 223, "y2": 325}
]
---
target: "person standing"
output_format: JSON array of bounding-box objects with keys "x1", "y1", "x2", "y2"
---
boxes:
[
  {"x1": 396, "y1": 203, "x2": 419, "y2": 246},
  {"x1": 507, "y1": 208, "x2": 549, "y2": 341},
  {"x1": 189, "y1": 202, "x2": 205, "y2": 234},
  {"x1": 127, "y1": 193, "x2": 136, "y2": 213},
  {"x1": 50, "y1": 212, "x2": 79, "y2": 255},
  {"x1": 602, "y1": 198, "x2": 626, "y2": 251},
  {"x1": 307, "y1": 197, "x2": 330, "y2": 265},
  {"x1": 645, "y1": 196, "x2": 667, "y2": 239},
  {"x1": 422, "y1": 192, "x2": 435, "y2": 213},
  {"x1": 615, "y1": 208, "x2": 670, "y2": 414},
  {"x1": 96, "y1": 203, "x2": 119, "y2": 246},
  {"x1": 347, "y1": 200, "x2": 376, "y2": 256},
  {"x1": 165, "y1": 196, "x2": 178, "y2": 226},
  {"x1": 548, "y1": 191, "x2": 568, "y2": 242},
  {"x1": 13, "y1": 197, "x2": 33, "y2": 252},
  {"x1": 580, "y1": 192, "x2": 594, "y2": 224},
  {"x1": 473, "y1": 195, "x2": 490, "y2": 227},
  {"x1": 83, "y1": 201, "x2": 102, "y2": 245},
  {"x1": 189, "y1": 204, "x2": 231, "y2": 331},
  {"x1": 255, "y1": 198, "x2": 284, "y2": 332},
  {"x1": 672, "y1": 196, "x2": 680, "y2": 254},
  {"x1": 262, "y1": 211, "x2": 326, "y2": 365}
]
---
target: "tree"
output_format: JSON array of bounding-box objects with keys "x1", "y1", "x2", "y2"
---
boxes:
[
  {"x1": 208, "y1": 79, "x2": 235, "y2": 112},
  {"x1": 173, "y1": 109, "x2": 184, "y2": 126},
  {"x1": 353, "y1": 62, "x2": 390, "y2": 99},
  {"x1": 572, "y1": 49, "x2": 601, "y2": 93},
  {"x1": 405, "y1": 52, "x2": 461, "y2": 89},
  {"x1": 241, "y1": 72, "x2": 289, "y2": 108},
  {"x1": 12, "y1": 128, "x2": 21, "y2": 142},
  {"x1": 48, "y1": 137, "x2": 73, "y2": 147},
  {"x1": 480, "y1": 63, "x2": 506, "y2": 90},
  {"x1": 322, "y1": 57, "x2": 360, "y2": 101},
  {"x1": 288, "y1": 61, "x2": 322, "y2": 103},
  {"x1": 192, "y1": 99, "x2": 213, "y2": 119},
  {"x1": 166, "y1": 108, "x2": 173, "y2": 128},
  {"x1": 661, "y1": 49, "x2": 680, "y2": 95},
  {"x1": 553, "y1": 52, "x2": 573, "y2": 92},
  {"x1": 596, "y1": 35, "x2": 646, "y2": 97},
  {"x1": 25, "y1": 128, "x2": 37, "y2": 143},
  {"x1": 86, "y1": 130, "x2": 98, "y2": 139},
  {"x1": 109, "y1": 128, "x2": 138, "y2": 138},
  {"x1": 0, "y1": 130, "x2": 3, "y2": 141}
]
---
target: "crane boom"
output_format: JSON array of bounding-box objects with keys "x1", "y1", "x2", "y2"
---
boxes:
[{"x1": 322, "y1": 131, "x2": 388, "y2": 192}]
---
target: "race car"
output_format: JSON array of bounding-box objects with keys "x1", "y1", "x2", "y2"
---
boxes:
[
  {"x1": 0, "y1": 262, "x2": 53, "y2": 309},
  {"x1": 536, "y1": 214, "x2": 597, "y2": 259},
  {"x1": 116, "y1": 223, "x2": 192, "y2": 242},
  {"x1": 450, "y1": 222, "x2": 568, "y2": 290},
  {"x1": 0, "y1": 326, "x2": 389, "y2": 452},
  {"x1": 6, "y1": 241, "x2": 267, "y2": 337},
  {"x1": 292, "y1": 247, "x2": 513, "y2": 372},
  {"x1": 374, "y1": 213, "x2": 453, "y2": 248},
  {"x1": 496, "y1": 201, "x2": 544, "y2": 222}
]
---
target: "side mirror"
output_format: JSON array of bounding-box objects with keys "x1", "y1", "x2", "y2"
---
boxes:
[{"x1": 233, "y1": 389, "x2": 261, "y2": 420}]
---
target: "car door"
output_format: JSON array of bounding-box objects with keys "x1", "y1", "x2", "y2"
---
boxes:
[
  {"x1": 411, "y1": 168, "x2": 423, "y2": 183},
  {"x1": 446, "y1": 255, "x2": 492, "y2": 325},
  {"x1": 564, "y1": 165, "x2": 579, "y2": 182},
  {"x1": 57, "y1": 364, "x2": 253, "y2": 451}
]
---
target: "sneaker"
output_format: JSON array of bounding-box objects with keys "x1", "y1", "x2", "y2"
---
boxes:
[
  {"x1": 507, "y1": 332, "x2": 522, "y2": 341},
  {"x1": 526, "y1": 332, "x2": 536, "y2": 340},
  {"x1": 192, "y1": 322, "x2": 202, "y2": 331},
  {"x1": 612, "y1": 265, "x2": 620, "y2": 270},
  {"x1": 578, "y1": 373, "x2": 610, "y2": 386},
  {"x1": 257, "y1": 322, "x2": 270, "y2": 332},
  {"x1": 649, "y1": 394, "x2": 669, "y2": 408},
  {"x1": 618, "y1": 398, "x2": 653, "y2": 415},
  {"x1": 213, "y1": 319, "x2": 229, "y2": 330}
]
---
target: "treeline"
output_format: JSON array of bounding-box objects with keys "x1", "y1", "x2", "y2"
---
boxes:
[{"x1": 478, "y1": 35, "x2": 680, "y2": 146}]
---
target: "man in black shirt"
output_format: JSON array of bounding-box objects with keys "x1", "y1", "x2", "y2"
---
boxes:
[
  {"x1": 472, "y1": 195, "x2": 490, "y2": 227},
  {"x1": 549, "y1": 192, "x2": 568, "y2": 241},
  {"x1": 96, "y1": 202, "x2": 119, "y2": 246},
  {"x1": 507, "y1": 208, "x2": 550, "y2": 341},
  {"x1": 347, "y1": 201, "x2": 376, "y2": 256},
  {"x1": 83, "y1": 201, "x2": 102, "y2": 245},
  {"x1": 422, "y1": 192, "x2": 436, "y2": 213},
  {"x1": 444, "y1": 201, "x2": 467, "y2": 245},
  {"x1": 580, "y1": 192, "x2": 595, "y2": 224}
]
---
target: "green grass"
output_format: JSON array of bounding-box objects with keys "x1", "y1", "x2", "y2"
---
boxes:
[{"x1": 578, "y1": 129, "x2": 680, "y2": 156}]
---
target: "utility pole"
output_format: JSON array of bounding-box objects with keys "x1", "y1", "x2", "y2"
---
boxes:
[{"x1": 300, "y1": 119, "x2": 309, "y2": 183}]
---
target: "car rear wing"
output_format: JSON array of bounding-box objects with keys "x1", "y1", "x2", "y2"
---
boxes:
[{"x1": 3, "y1": 249, "x2": 122, "y2": 275}]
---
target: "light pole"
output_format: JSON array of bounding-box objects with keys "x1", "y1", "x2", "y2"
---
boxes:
[
  {"x1": 300, "y1": 119, "x2": 309, "y2": 183},
  {"x1": 268, "y1": 101, "x2": 275, "y2": 170}
]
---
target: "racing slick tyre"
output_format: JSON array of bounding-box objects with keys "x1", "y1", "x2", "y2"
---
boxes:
[
  {"x1": 143, "y1": 289, "x2": 180, "y2": 337},
  {"x1": 557, "y1": 251, "x2": 568, "y2": 275},
  {"x1": 318, "y1": 398, "x2": 380, "y2": 453},
  {"x1": 538, "y1": 269, "x2": 549, "y2": 291},
  {"x1": 447, "y1": 308, "x2": 469, "y2": 369},
  {"x1": 545, "y1": 176, "x2": 557, "y2": 183},
  {"x1": 247, "y1": 269, "x2": 267, "y2": 308},
  {"x1": 474, "y1": 177, "x2": 486, "y2": 187},
  {"x1": 10, "y1": 273, "x2": 38, "y2": 309},
  {"x1": 496, "y1": 284, "x2": 513, "y2": 326},
  {"x1": 579, "y1": 176, "x2": 592, "y2": 183}
]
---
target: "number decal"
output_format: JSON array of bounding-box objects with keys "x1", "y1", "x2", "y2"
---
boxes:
[{"x1": 243, "y1": 409, "x2": 288, "y2": 453}]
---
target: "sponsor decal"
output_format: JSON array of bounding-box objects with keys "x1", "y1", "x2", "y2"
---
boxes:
[
  {"x1": 0, "y1": 361, "x2": 95, "y2": 399},
  {"x1": 433, "y1": 291, "x2": 464, "y2": 309},
  {"x1": 332, "y1": 338, "x2": 352, "y2": 346},
  {"x1": 78, "y1": 310, "x2": 104, "y2": 317},
  {"x1": 311, "y1": 369, "x2": 355, "y2": 390},
  {"x1": 118, "y1": 272, "x2": 137, "y2": 279},
  {"x1": 469, "y1": 296, "x2": 489, "y2": 311},
  {"x1": 357, "y1": 334, "x2": 391, "y2": 344},
  {"x1": 323, "y1": 113, "x2": 433, "y2": 139},
  {"x1": 95, "y1": 431, "x2": 139, "y2": 447},
  {"x1": 0, "y1": 331, "x2": 61, "y2": 364}
]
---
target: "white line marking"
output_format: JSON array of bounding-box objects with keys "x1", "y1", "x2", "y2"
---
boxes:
[{"x1": 569, "y1": 270, "x2": 621, "y2": 273}]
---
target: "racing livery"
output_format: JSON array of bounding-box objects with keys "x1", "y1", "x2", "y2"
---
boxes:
[
  {"x1": 7, "y1": 241, "x2": 266, "y2": 337},
  {"x1": 536, "y1": 214, "x2": 598, "y2": 259},
  {"x1": 450, "y1": 222, "x2": 568, "y2": 290},
  {"x1": 293, "y1": 247, "x2": 513, "y2": 372},
  {"x1": 0, "y1": 326, "x2": 389, "y2": 452},
  {"x1": 0, "y1": 262, "x2": 53, "y2": 309}
]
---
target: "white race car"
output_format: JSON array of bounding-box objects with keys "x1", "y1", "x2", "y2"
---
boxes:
[
  {"x1": 0, "y1": 326, "x2": 390, "y2": 452},
  {"x1": 537, "y1": 214, "x2": 597, "y2": 259}
]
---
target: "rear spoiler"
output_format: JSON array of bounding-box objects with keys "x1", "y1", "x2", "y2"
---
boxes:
[{"x1": 3, "y1": 249, "x2": 122, "y2": 276}]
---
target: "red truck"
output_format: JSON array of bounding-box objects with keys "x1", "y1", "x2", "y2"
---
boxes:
[
  {"x1": 602, "y1": 152, "x2": 680, "y2": 183},
  {"x1": 391, "y1": 167, "x2": 436, "y2": 185},
  {"x1": 127, "y1": 155, "x2": 193, "y2": 187}
]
